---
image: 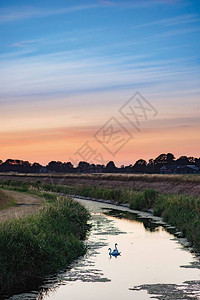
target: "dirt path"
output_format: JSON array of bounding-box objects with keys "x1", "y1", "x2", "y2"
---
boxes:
[{"x1": 0, "y1": 190, "x2": 44, "y2": 221}]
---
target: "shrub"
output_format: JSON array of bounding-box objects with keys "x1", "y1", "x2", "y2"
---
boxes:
[{"x1": 0, "y1": 196, "x2": 90, "y2": 292}]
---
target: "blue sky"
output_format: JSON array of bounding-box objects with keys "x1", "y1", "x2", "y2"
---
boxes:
[{"x1": 0, "y1": 0, "x2": 200, "y2": 164}]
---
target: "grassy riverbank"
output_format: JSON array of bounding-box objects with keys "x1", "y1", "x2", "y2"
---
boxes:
[
  {"x1": 76, "y1": 186, "x2": 200, "y2": 251},
  {"x1": 2, "y1": 180, "x2": 199, "y2": 252},
  {"x1": 0, "y1": 194, "x2": 90, "y2": 293},
  {"x1": 1, "y1": 179, "x2": 200, "y2": 253}
]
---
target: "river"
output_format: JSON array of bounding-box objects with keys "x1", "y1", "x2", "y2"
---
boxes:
[{"x1": 9, "y1": 198, "x2": 200, "y2": 300}]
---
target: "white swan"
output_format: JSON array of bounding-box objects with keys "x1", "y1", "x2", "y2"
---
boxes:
[
  {"x1": 108, "y1": 244, "x2": 121, "y2": 257},
  {"x1": 108, "y1": 248, "x2": 113, "y2": 256},
  {"x1": 114, "y1": 243, "x2": 119, "y2": 252}
]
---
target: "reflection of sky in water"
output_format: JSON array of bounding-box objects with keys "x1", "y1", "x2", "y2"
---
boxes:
[{"x1": 8, "y1": 199, "x2": 200, "y2": 300}]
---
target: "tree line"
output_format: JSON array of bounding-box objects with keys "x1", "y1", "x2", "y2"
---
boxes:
[{"x1": 0, "y1": 153, "x2": 199, "y2": 174}]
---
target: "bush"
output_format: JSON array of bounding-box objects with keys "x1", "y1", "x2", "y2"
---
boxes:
[{"x1": 0, "y1": 197, "x2": 90, "y2": 292}]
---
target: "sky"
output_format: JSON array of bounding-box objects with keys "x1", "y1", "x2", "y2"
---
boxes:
[{"x1": 0, "y1": 0, "x2": 200, "y2": 166}]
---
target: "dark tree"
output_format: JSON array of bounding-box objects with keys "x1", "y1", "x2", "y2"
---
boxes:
[
  {"x1": 166, "y1": 153, "x2": 175, "y2": 164},
  {"x1": 154, "y1": 154, "x2": 167, "y2": 165},
  {"x1": 63, "y1": 162, "x2": 74, "y2": 172},
  {"x1": 47, "y1": 161, "x2": 63, "y2": 172},
  {"x1": 188, "y1": 157, "x2": 195, "y2": 164},
  {"x1": 78, "y1": 161, "x2": 90, "y2": 173},
  {"x1": 133, "y1": 159, "x2": 147, "y2": 173},
  {"x1": 148, "y1": 159, "x2": 154, "y2": 166},
  {"x1": 176, "y1": 156, "x2": 190, "y2": 165},
  {"x1": 32, "y1": 163, "x2": 43, "y2": 172},
  {"x1": 0, "y1": 159, "x2": 32, "y2": 172},
  {"x1": 95, "y1": 164, "x2": 105, "y2": 173},
  {"x1": 105, "y1": 161, "x2": 117, "y2": 173}
]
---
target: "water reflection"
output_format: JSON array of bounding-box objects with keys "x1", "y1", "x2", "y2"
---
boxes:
[{"x1": 104, "y1": 208, "x2": 160, "y2": 232}]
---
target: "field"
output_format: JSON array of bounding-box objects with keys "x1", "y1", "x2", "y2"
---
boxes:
[{"x1": 0, "y1": 173, "x2": 200, "y2": 196}]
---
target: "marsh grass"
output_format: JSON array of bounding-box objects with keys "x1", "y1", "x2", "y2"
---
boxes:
[
  {"x1": 154, "y1": 194, "x2": 200, "y2": 250},
  {"x1": 0, "y1": 196, "x2": 90, "y2": 293}
]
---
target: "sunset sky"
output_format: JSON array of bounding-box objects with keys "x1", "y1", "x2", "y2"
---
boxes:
[{"x1": 0, "y1": 0, "x2": 200, "y2": 166}]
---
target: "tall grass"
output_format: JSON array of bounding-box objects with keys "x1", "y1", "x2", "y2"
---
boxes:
[
  {"x1": 153, "y1": 194, "x2": 200, "y2": 250},
  {"x1": 0, "y1": 196, "x2": 90, "y2": 293}
]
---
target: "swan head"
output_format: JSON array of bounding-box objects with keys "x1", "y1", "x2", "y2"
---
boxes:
[{"x1": 108, "y1": 248, "x2": 112, "y2": 251}]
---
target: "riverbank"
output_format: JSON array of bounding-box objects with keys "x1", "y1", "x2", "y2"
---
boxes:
[
  {"x1": 1, "y1": 179, "x2": 200, "y2": 254},
  {"x1": 0, "y1": 191, "x2": 90, "y2": 296}
]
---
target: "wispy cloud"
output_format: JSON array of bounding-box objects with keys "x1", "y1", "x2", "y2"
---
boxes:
[
  {"x1": 11, "y1": 37, "x2": 76, "y2": 48},
  {"x1": 11, "y1": 27, "x2": 103, "y2": 49},
  {"x1": 0, "y1": 1, "x2": 186, "y2": 24},
  {"x1": 12, "y1": 39, "x2": 42, "y2": 47},
  {"x1": 155, "y1": 27, "x2": 200, "y2": 38},
  {"x1": 0, "y1": 48, "x2": 199, "y2": 103},
  {"x1": 132, "y1": 14, "x2": 200, "y2": 29},
  {"x1": 0, "y1": 4, "x2": 101, "y2": 24},
  {"x1": 0, "y1": 48, "x2": 36, "y2": 59},
  {"x1": 99, "y1": 1, "x2": 115, "y2": 6}
]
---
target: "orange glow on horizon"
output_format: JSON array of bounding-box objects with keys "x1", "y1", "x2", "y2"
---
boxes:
[{"x1": 1, "y1": 124, "x2": 199, "y2": 166}]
